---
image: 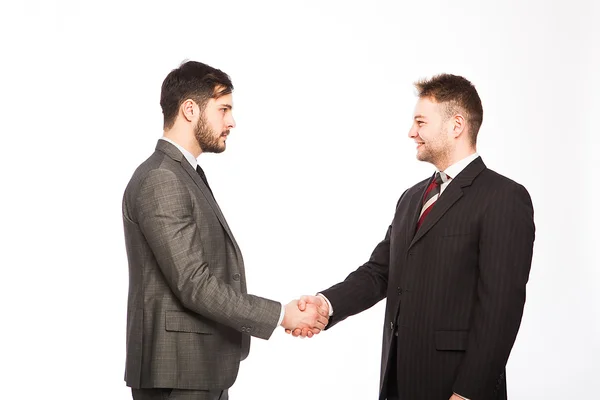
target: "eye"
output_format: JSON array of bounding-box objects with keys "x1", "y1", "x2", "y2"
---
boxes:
[{"x1": 417, "y1": 121, "x2": 424, "y2": 126}]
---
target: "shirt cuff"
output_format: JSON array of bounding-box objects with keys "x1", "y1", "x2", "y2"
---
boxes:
[
  {"x1": 277, "y1": 302, "x2": 285, "y2": 326},
  {"x1": 317, "y1": 293, "x2": 334, "y2": 316}
]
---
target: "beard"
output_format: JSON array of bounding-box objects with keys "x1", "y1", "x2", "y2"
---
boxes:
[
  {"x1": 417, "y1": 134, "x2": 451, "y2": 167},
  {"x1": 417, "y1": 144, "x2": 432, "y2": 162},
  {"x1": 194, "y1": 115, "x2": 227, "y2": 154}
]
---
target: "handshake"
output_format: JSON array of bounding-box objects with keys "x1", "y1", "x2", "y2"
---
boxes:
[{"x1": 281, "y1": 295, "x2": 330, "y2": 338}]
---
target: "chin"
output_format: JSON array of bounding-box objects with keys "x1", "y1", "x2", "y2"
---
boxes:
[{"x1": 417, "y1": 153, "x2": 431, "y2": 163}]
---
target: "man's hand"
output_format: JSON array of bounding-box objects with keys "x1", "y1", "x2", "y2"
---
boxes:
[
  {"x1": 450, "y1": 394, "x2": 468, "y2": 400},
  {"x1": 285, "y1": 295, "x2": 330, "y2": 338},
  {"x1": 281, "y1": 299, "x2": 329, "y2": 338}
]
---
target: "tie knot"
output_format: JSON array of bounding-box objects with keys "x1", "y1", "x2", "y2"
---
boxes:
[{"x1": 435, "y1": 171, "x2": 451, "y2": 185}]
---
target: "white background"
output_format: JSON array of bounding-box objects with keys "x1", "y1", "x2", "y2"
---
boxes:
[{"x1": 1, "y1": 0, "x2": 599, "y2": 399}]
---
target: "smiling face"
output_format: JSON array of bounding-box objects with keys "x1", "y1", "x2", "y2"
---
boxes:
[
  {"x1": 194, "y1": 92, "x2": 236, "y2": 154},
  {"x1": 408, "y1": 97, "x2": 454, "y2": 169}
]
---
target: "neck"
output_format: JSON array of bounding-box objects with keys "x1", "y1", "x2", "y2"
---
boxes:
[
  {"x1": 434, "y1": 146, "x2": 477, "y2": 171},
  {"x1": 163, "y1": 128, "x2": 202, "y2": 158}
]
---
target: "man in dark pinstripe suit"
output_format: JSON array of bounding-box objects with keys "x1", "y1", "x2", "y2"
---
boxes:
[
  {"x1": 293, "y1": 74, "x2": 535, "y2": 400},
  {"x1": 122, "y1": 61, "x2": 328, "y2": 400}
]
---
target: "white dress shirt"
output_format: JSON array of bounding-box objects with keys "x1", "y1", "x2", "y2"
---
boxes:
[{"x1": 159, "y1": 137, "x2": 286, "y2": 327}]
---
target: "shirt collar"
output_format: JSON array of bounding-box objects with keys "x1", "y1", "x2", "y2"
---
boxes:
[{"x1": 442, "y1": 152, "x2": 479, "y2": 180}]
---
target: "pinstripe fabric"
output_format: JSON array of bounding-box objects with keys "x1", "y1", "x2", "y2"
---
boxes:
[
  {"x1": 122, "y1": 140, "x2": 281, "y2": 391},
  {"x1": 321, "y1": 157, "x2": 535, "y2": 400}
]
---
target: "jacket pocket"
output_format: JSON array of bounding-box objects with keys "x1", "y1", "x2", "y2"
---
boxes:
[
  {"x1": 434, "y1": 330, "x2": 469, "y2": 351},
  {"x1": 165, "y1": 310, "x2": 214, "y2": 334}
]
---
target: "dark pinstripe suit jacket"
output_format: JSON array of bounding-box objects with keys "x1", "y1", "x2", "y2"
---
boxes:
[
  {"x1": 122, "y1": 140, "x2": 281, "y2": 390},
  {"x1": 321, "y1": 157, "x2": 535, "y2": 400}
]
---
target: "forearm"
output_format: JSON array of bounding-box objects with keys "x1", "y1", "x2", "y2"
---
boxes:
[
  {"x1": 321, "y1": 225, "x2": 392, "y2": 327},
  {"x1": 321, "y1": 265, "x2": 387, "y2": 327},
  {"x1": 172, "y1": 268, "x2": 282, "y2": 339}
]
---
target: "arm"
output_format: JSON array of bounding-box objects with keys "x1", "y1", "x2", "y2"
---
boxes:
[
  {"x1": 289, "y1": 226, "x2": 391, "y2": 337},
  {"x1": 317, "y1": 223, "x2": 392, "y2": 329},
  {"x1": 290, "y1": 191, "x2": 412, "y2": 336},
  {"x1": 453, "y1": 184, "x2": 535, "y2": 397},
  {"x1": 137, "y1": 169, "x2": 324, "y2": 339}
]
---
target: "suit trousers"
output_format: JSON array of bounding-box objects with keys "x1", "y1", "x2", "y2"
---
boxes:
[{"x1": 132, "y1": 388, "x2": 228, "y2": 400}]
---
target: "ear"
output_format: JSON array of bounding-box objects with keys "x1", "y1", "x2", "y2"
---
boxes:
[
  {"x1": 450, "y1": 114, "x2": 466, "y2": 139},
  {"x1": 181, "y1": 99, "x2": 198, "y2": 123}
]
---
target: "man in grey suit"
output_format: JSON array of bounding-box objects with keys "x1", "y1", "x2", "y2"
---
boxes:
[{"x1": 122, "y1": 61, "x2": 328, "y2": 400}]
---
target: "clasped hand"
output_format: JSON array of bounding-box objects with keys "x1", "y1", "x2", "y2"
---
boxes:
[{"x1": 282, "y1": 295, "x2": 329, "y2": 338}]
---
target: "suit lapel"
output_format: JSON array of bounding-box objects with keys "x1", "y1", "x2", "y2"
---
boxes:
[
  {"x1": 155, "y1": 140, "x2": 240, "y2": 252},
  {"x1": 183, "y1": 162, "x2": 235, "y2": 235},
  {"x1": 182, "y1": 161, "x2": 246, "y2": 273},
  {"x1": 408, "y1": 157, "x2": 486, "y2": 249},
  {"x1": 410, "y1": 182, "x2": 463, "y2": 248}
]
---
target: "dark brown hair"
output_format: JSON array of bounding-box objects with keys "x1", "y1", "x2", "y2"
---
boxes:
[
  {"x1": 415, "y1": 74, "x2": 483, "y2": 144},
  {"x1": 160, "y1": 60, "x2": 233, "y2": 130}
]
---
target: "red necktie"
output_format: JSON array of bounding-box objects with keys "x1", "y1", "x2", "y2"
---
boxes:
[{"x1": 416, "y1": 171, "x2": 451, "y2": 230}]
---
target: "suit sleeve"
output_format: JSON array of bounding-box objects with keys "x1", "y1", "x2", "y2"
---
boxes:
[
  {"x1": 135, "y1": 168, "x2": 281, "y2": 340},
  {"x1": 320, "y1": 224, "x2": 391, "y2": 329},
  {"x1": 453, "y1": 184, "x2": 535, "y2": 398}
]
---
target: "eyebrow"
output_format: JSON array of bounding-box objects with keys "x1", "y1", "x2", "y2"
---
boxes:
[
  {"x1": 414, "y1": 115, "x2": 426, "y2": 120},
  {"x1": 219, "y1": 103, "x2": 233, "y2": 110}
]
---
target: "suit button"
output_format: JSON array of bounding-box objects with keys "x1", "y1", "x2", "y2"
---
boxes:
[
  {"x1": 390, "y1": 321, "x2": 394, "y2": 331},
  {"x1": 397, "y1": 287, "x2": 403, "y2": 295},
  {"x1": 233, "y1": 273, "x2": 241, "y2": 281}
]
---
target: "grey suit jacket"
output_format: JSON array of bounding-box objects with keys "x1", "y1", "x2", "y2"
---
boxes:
[{"x1": 122, "y1": 140, "x2": 281, "y2": 390}]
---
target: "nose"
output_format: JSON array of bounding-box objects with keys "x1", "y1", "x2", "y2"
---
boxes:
[
  {"x1": 408, "y1": 125, "x2": 417, "y2": 138},
  {"x1": 228, "y1": 114, "x2": 236, "y2": 129}
]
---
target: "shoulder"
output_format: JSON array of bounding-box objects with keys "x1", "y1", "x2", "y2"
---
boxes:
[
  {"x1": 127, "y1": 151, "x2": 183, "y2": 187},
  {"x1": 124, "y1": 151, "x2": 189, "y2": 205},
  {"x1": 392, "y1": 176, "x2": 431, "y2": 210},
  {"x1": 477, "y1": 168, "x2": 533, "y2": 211},
  {"x1": 479, "y1": 168, "x2": 531, "y2": 197},
  {"x1": 402, "y1": 175, "x2": 430, "y2": 197},
  {"x1": 406, "y1": 176, "x2": 432, "y2": 195}
]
